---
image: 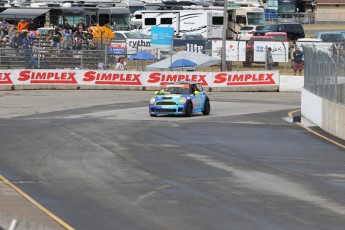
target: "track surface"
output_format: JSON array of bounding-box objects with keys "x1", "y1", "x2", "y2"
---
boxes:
[{"x1": 1, "y1": 90, "x2": 345, "y2": 230}]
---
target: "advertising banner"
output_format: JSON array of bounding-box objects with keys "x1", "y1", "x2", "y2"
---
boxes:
[
  {"x1": 211, "y1": 40, "x2": 246, "y2": 61},
  {"x1": 254, "y1": 41, "x2": 289, "y2": 62},
  {"x1": 151, "y1": 27, "x2": 174, "y2": 48},
  {"x1": 1, "y1": 70, "x2": 279, "y2": 88}
]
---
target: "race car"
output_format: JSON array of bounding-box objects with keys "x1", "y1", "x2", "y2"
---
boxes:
[{"x1": 149, "y1": 82, "x2": 211, "y2": 117}]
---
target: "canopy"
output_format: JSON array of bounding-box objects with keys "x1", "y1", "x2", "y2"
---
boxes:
[
  {"x1": 169, "y1": 59, "x2": 197, "y2": 68},
  {"x1": 146, "y1": 51, "x2": 221, "y2": 71},
  {"x1": 128, "y1": 50, "x2": 157, "y2": 60},
  {"x1": 0, "y1": 8, "x2": 50, "y2": 20}
]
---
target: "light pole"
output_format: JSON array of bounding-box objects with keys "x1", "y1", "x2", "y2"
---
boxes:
[{"x1": 221, "y1": 0, "x2": 228, "y2": 71}]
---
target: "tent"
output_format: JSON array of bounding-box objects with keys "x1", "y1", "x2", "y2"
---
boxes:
[
  {"x1": 169, "y1": 59, "x2": 197, "y2": 68},
  {"x1": 128, "y1": 50, "x2": 157, "y2": 60},
  {"x1": 146, "y1": 51, "x2": 221, "y2": 71},
  {"x1": 129, "y1": 50, "x2": 157, "y2": 70}
]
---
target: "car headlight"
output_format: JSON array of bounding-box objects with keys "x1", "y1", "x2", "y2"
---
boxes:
[
  {"x1": 179, "y1": 97, "x2": 187, "y2": 104},
  {"x1": 150, "y1": 97, "x2": 156, "y2": 105}
]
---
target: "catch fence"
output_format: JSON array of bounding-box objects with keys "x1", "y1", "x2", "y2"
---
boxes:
[{"x1": 303, "y1": 45, "x2": 345, "y2": 104}]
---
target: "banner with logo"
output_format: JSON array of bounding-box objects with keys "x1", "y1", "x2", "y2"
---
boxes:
[{"x1": 0, "y1": 70, "x2": 279, "y2": 88}]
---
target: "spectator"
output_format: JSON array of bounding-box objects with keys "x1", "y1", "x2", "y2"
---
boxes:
[
  {"x1": 17, "y1": 18, "x2": 28, "y2": 35},
  {"x1": 115, "y1": 57, "x2": 127, "y2": 70},
  {"x1": 12, "y1": 32, "x2": 22, "y2": 54},
  {"x1": 266, "y1": 47, "x2": 274, "y2": 70},
  {"x1": 293, "y1": 47, "x2": 304, "y2": 76},
  {"x1": 7, "y1": 25, "x2": 17, "y2": 43},
  {"x1": 71, "y1": 24, "x2": 78, "y2": 33},
  {"x1": 61, "y1": 18, "x2": 71, "y2": 31},
  {"x1": 46, "y1": 26, "x2": 63, "y2": 49},
  {"x1": 84, "y1": 27, "x2": 94, "y2": 48},
  {"x1": 0, "y1": 18, "x2": 9, "y2": 32},
  {"x1": 0, "y1": 25, "x2": 7, "y2": 47},
  {"x1": 62, "y1": 29, "x2": 72, "y2": 51},
  {"x1": 73, "y1": 26, "x2": 84, "y2": 50},
  {"x1": 22, "y1": 32, "x2": 38, "y2": 69},
  {"x1": 28, "y1": 20, "x2": 37, "y2": 31},
  {"x1": 78, "y1": 19, "x2": 86, "y2": 31}
]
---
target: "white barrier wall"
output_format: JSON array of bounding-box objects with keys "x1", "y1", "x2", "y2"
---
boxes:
[
  {"x1": 0, "y1": 69, "x2": 280, "y2": 90},
  {"x1": 301, "y1": 88, "x2": 323, "y2": 127},
  {"x1": 279, "y1": 75, "x2": 304, "y2": 92}
]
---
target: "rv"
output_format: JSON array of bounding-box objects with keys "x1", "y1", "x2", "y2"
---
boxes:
[{"x1": 139, "y1": 9, "x2": 224, "y2": 39}]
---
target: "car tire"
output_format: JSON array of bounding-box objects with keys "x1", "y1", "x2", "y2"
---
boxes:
[
  {"x1": 150, "y1": 114, "x2": 157, "y2": 117},
  {"x1": 202, "y1": 99, "x2": 210, "y2": 115},
  {"x1": 185, "y1": 102, "x2": 193, "y2": 117}
]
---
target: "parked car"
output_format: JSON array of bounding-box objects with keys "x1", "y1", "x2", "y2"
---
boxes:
[
  {"x1": 113, "y1": 31, "x2": 143, "y2": 40},
  {"x1": 265, "y1": 32, "x2": 288, "y2": 42},
  {"x1": 243, "y1": 35, "x2": 274, "y2": 67},
  {"x1": 315, "y1": 32, "x2": 345, "y2": 43},
  {"x1": 149, "y1": 82, "x2": 210, "y2": 117},
  {"x1": 254, "y1": 22, "x2": 305, "y2": 41},
  {"x1": 264, "y1": 8, "x2": 278, "y2": 20},
  {"x1": 238, "y1": 25, "x2": 260, "y2": 41}
]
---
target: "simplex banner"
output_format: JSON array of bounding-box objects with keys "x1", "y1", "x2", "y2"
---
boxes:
[{"x1": 0, "y1": 69, "x2": 279, "y2": 87}]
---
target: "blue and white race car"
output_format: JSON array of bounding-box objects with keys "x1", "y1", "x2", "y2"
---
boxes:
[{"x1": 149, "y1": 82, "x2": 211, "y2": 117}]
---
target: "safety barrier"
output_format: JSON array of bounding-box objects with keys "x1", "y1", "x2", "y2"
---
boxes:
[{"x1": 0, "y1": 69, "x2": 304, "y2": 92}]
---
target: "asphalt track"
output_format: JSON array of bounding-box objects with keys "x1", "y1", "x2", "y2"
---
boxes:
[{"x1": 1, "y1": 90, "x2": 345, "y2": 230}]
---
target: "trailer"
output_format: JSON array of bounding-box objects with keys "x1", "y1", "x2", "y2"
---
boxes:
[{"x1": 139, "y1": 9, "x2": 223, "y2": 39}]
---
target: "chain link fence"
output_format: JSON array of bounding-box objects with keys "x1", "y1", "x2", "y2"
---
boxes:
[{"x1": 303, "y1": 45, "x2": 345, "y2": 104}]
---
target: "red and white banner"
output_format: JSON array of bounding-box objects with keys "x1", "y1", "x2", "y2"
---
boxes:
[{"x1": 1, "y1": 69, "x2": 279, "y2": 87}]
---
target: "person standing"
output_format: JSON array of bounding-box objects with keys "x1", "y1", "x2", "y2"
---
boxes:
[
  {"x1": 293, "y1": 47, "x2": 304, "y2": 76},
  {"x1": 46, "y1": 26, "x2": 63, "y2": 49},
  {"x1": 61, "y1": 18, "x2": 72, "y2": 31},
  {"x1": 266, "y1": 47, "x2": 274, "y2": 70},
  {"x1": 22, "y1": 32, "x2": 38, "y2": 69},
  {"x1": 115, "y1": 57, "x2": 127, "y2": 70}
]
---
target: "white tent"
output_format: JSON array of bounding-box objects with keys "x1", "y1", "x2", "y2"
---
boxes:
[{"x1": 146, "y1": 51, "x2": 221, "y2": 71}]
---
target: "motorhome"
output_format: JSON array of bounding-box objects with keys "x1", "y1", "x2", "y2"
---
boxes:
[{"x1": 139, "y1": 9, "x2": 223, "y2": 39}]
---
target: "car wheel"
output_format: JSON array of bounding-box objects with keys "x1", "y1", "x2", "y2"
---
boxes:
[
  {"x1": 202, "y1": 100, "x2": 210, "y2": 115},
  {"x1": 185, "y1": 102, "x2": 193, "y2": 117}
]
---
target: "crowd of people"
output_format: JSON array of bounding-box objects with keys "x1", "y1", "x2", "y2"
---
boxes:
[{"x1": 0, "y1": 17, "x2": 100, "y2": 68}]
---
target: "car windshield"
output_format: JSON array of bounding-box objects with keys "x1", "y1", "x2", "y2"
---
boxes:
[
  {"x1": 124, "y1": 32, "x2": 142, "y2": 39},
  {"x1": 262, "y1": 24, "x2": 278, "y2": 30},
  {"x1": 320, "y1": 34, "x2": 345, "y2": 42},
  {"x1": 240, "y1": 26, "x2": 255, "y2": 31},
  {"x1": 162, "y1": 86, "x2": 190, "y2": 94}
]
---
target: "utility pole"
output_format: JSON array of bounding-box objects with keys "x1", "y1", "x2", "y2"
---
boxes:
[{"x1": 221, "y1": 0, "x2": 228, "y2": 71}]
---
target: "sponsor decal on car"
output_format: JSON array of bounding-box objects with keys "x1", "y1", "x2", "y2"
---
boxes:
[
  {"x1": 0, "y1": 72, "x2": 13, "y2": 84},
  {"x1": 83, "y1": 71, "x2": 142, "y2": 85}
]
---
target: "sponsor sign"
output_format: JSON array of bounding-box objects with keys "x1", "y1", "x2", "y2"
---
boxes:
[
  {"x1": 210, "y1": 71, "x2": 279, "y2": 86},
  {"x1": 109, "y1": 39, "x2": 126, "y2": 55},
  {"x1": 146, "y1": 72, "x2": 208, "y2": 86},
  {"x1": 173, "y1": 39, "x2": 207, "y2": 53},
  {"x1": 82, "y1": 71, "x2": 142, "y2": 85},
  {"x1": 126, "y1": 39, "x2": 152, "y2": 54},
  {"x1": 212, "y1": 40, "x2": 246, "y2": 61},
  {"x1": 0, "y1": 72, "x2": 13, "y2": 85},
  {"x1": 254, "y1": 41, "x2": 289, "y2": 62},
  {"x1": 296, "y1": 41, "x2": 333, "y2": 55},
  {"x1": 17, "y1": 70, "x2": 78, "y2": 84},
  {"x1": 0, "y1": 70, "x2": 279, "y2": 87},
  {"x1": 151, "y1": 27, "x2": 174, "y2": 48}
]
